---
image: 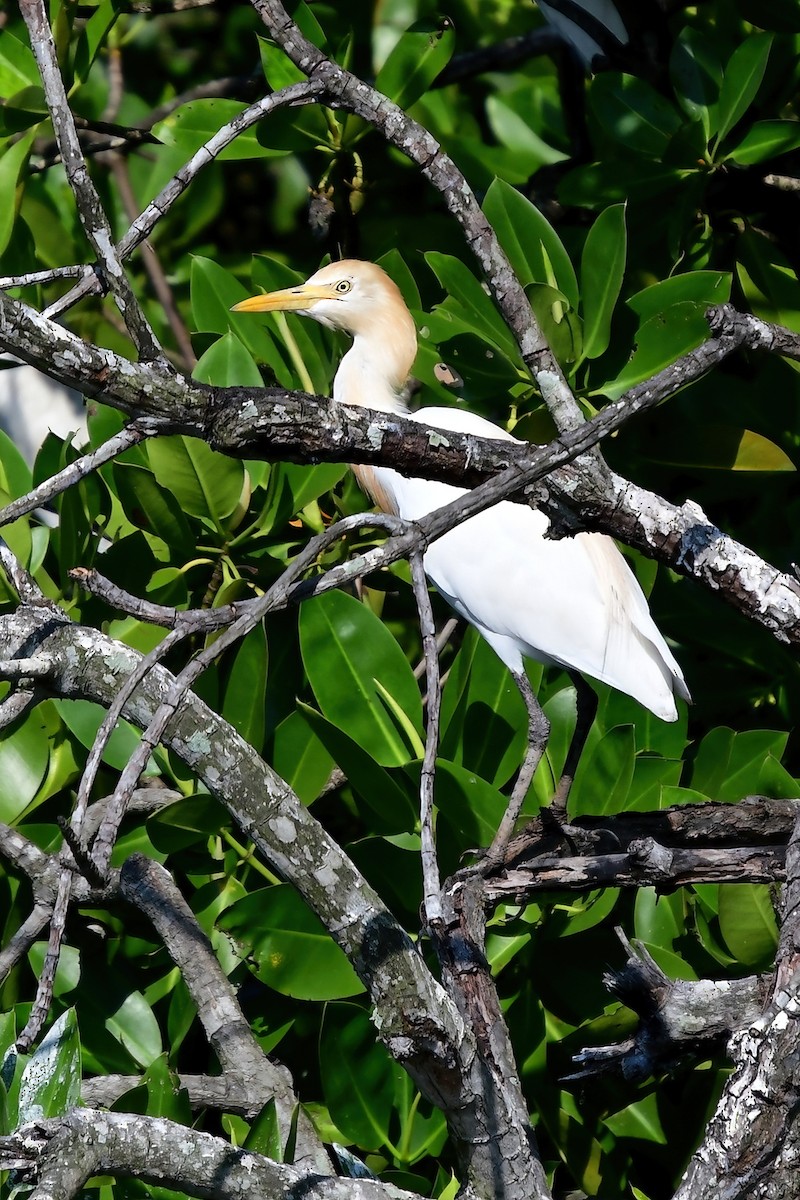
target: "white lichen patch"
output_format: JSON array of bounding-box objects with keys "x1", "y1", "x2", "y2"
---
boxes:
[
  {"x1": 428, "y1": 431, "x2": 450, "y2": 449},
  {"x1": 268, "y1": 815, "x2": 297, "y2": 844},
  {"x1": 186, "y1": 729, "x2": 212, "y2": 756}
]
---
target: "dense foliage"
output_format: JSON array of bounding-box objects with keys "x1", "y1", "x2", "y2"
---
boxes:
[{"x1": 1, "y1": 0, "x2": 800, "y2": 1196}]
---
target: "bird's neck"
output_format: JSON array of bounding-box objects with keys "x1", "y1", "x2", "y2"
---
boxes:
[{"x1": 333, "y1": 326, "x2": 416, "y2": 415}]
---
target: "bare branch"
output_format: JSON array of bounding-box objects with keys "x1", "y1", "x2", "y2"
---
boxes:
[
  {"x1": 0, "y1": 421, "x2": 152, "y2": 530},
  {"x1": 19, "y1": 0, "x2": 164, "y2": 361},
  {"x1": 411, "y1": 550, "x2": 444, "y2": 926},
  {"x1": 2, "y1": 1110, "x2": 420, "y2": 1200}
]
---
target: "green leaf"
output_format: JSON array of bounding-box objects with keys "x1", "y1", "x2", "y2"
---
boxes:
[
  {"x1": 718, "y1": 884, "x2": 778, "y2": 969},
  {"x1": 320, "y1": 1003, "x2": 399, "y2": 1150},
  {"x1": 0, "y1": 31, "x2": 39, "y2": 94},
  {"x1": 691, "y1": 727, "x2": 790, "y2": 800},
  {"x1": 152, "y1": 99, "x2": 286, "y2": 162},
  {"x1": 0, "y1": 708, "x2": 50, "y2": 823},
  {"x1": 647, "y1": 423, "x2": 794, "y2": 472},
  {"x1": 669, "y1": 27, "x2": 722, "y2": 137},
  {"x1": 570, "y1": 725, "x2": 636, "y2": 816},
  {"x1": 54, "y1": 699, "x2": 155, "y2": 774},
  {"x1": 0, "y1": 131, "x2": 36, "y2": 257},
  {"x1": 486, "y1": 95, "x2": 568, "y2": 173},
  {"x1": 627, "y1": 271, "x2": 731, "y2": 322},
  {"x1": 107, "y1": 990, "x2": 163, "y2": 1069},
  {"x1": 580, "y1": 203, "x2": 627, "y2": 360},
  {"x1": 424, "y1": 250, "x2": 521, "y2": 358},
  {"x1": 191, "y1": 256, "x2": 294, "y2": 385},
  {"x1": 604, "y1": 1092, "x2": 667, "y2": 1144},
  {"x1": 727, "y1": 119, "x2": 800, "y2": 165},
  {"x1": 219, "y1": 885, "x2": 364, "y2": 1000},
  {"x1": 483, "y1": 178, "x2": 579, "y2": 309},
  {"x1": 299, "y1": 590, "x2": 423, "y2": 767},
  {"x1": 440, "y1": 627, "x2": 528, "y2": 788},
  {"x1": 112, "y1": 462, "x2": 194, "y2": 548},
  {"x1": 147, "y1": 435, "x2": 244, "y2": 527},
  {"x1": 17, "y1": 1009, "x2": 81, "y2": 1124},
  {"x1": 600, "y1": 302, "x2": 709, "y2": 401},
  {"x1": 589, "y1": 73, "x2": 682, "y2": 159},
  {"x1": 298, "y1": 703, "x2": 417, "y2": 832},
  {"x1": 244, "y1": 1098, "x2": 283, "y2": 1159},
  {"x1": 736, "y1": 228, "x2": 800, "y2": 333},
  {"x1": 375, "y1": 20, "x2": 455, "y2": 112},
  {"x1": 193, "y1": 331, "x2": 264, "y2": 387},
  {"x1": 716, "y1": 34, "x2": 773, "y2": 146},
  {"x1": 223, "y1": 625, "x2": 267, "y2": 752}
]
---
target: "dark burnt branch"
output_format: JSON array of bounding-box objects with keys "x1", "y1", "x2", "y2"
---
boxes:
[
  {"x1": 482, "y1": 797, "x2": 800, "y2": 903},
  {"x1": 570, "y1": 933, "x2": 770, "y2": 1082}
]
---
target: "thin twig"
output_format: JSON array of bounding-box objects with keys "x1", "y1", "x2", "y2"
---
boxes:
[
  {"x1": 0, "y1": 904, "x2": 52, "y2": 985},
  {"x1": 19, "y1": 0, "x2": 164, "y2": 362},
  {"x1": 0, "y1": 265, "x2": 91, "y2": 289},
  {"x1": 411, "y1": 551, "x2": 444, "y2": 927},
  {"x1": 44, "y1": 80, "x2": 324, "y2": 321},
  {"x1": 15, "y1": 867, "x2": 72, "y2": 1051},
  {"x1": 0, "y1": 421, "x2": 153, "y2": 530}
]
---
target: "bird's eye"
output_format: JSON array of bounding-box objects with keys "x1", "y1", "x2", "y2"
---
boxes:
[{"x1": 335, "y1": 280, "x2": 352, "y2": 294}]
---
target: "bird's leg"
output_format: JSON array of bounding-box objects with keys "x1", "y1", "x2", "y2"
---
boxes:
[
  {"x1": 483, "y1": 669, "x2": 550, "y2": 868},
  {"x1": 550, "y1": 673, "x2": 598, "y2": 820}
]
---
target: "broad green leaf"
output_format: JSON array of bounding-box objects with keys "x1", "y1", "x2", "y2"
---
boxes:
[
  {"x1": 219, "y1": 886, "x2": 364, "y2": 1000},
  {"x1": 17, "y1": 1009, "x2": 81, "y2": 1124},
  {"x1": 299, "y1": 703, "x2": 417, "y2": 831},
  {"x1": 647, "y1": 423, "x2": 794, "y2": 472},
  {"x1": 589, "y1": 73, "x2": 682, "y2": 159},
  {"x1": 627, "y1": 271, "x2": 731, "y2": 322},
  {"x1": 600, "y1": 302, "x2": 709, "y2": 401},
  {"x1": 420, "y1": 759, "x2": 507, "y2": 868},
  {"x1": 483, "y1": 178, "x2": 579, "y2": 309},
  {"x1": 106, "y1": 990, "x2": 163, "y2": 1068},
  {"x1": 140, "y1": 1054, "x2": 192, "y2": 1123},
  {"x1": 569, "y1": 725, "x2": 636, "y2": 816},
  {"x1": 191, "y1": 256, "x2": 294, "y2": 385},
  {"x1": 736, "y1": 228, "x2": 800, "y2": 333},
  {"x1": 486, "y1": 94, "x2": 568, "y2": 173},
  {"x1": 425, "y1": 250, "x2": 521, "y2": 358},
  {"x1": 147, "y1": 435, "x2": 244, "y2": 527},
  {"x1": 251, "y1": 255, "x2": 335, "y2": 395},
  {"x1": 193, "y1": 331, "x2": 264, "y2": 387},
  {"x1": 0, "y1": 31, "x2": 39, "y2": 94},
  {"x1": 28, "y1": 943, "x2": 81, "y2": 996},
  {"x1": 669, "y1": 27, "x2": 722, "y2": 137},
  {"x1": 0, "y1": 708, "x2": 50, "y2": 823},
  {"x1": 258, "y1": 36, "x2": 306, "y2": 90},
  {"x1": 320, "y1": 1003, "x2": 399, "y2": 1150},
  {"x1": 152, "y1": 99, "x2": 286, "y2": 161},
  {"x1": 716, "y1": 34, "x2": 773, "y2": 146},
  {"x1": 691, "y1": 727, "x2": 790, "y2": 800},
  {"x1": 54, "y1": 699, "x2": 155, "y2": 774},
  {"x1": 223, "y1": 625, "x2": 267, "y2": 752},
  {"x1": 580, "y1": 203, "x2": 626, "y2": 360},
  {"x1": 634, "y1": 888, "x2": 684, "y2": 951},
  {"x1": 727, "y1": 119, "x2": 800, "y2": 165},
  {"x1": 440, "y1": 627, "x2": 528, "y2": 788},
  {"x1": 72, "y1": 0, "x2": 119, "y2": 84},
  {"x1": 604, "y1": 1092, "x2": 667, "y2": 1144},
  {"x1": 271, "y1": 709, "x2": 334, "y2": 805},
  {"x1": 0, "y1": 427, "x2": 33, "y2": 498},
  {"x1": 299, "y1": 590, "x2": 423, "y2": 767},
  {"x1": 375, "y1": 20, "x2": 455, "y2": 112},
  {"x1": 112, "y1": 462, "x2": 194, "y2": 548},
  {"x1": 718, "y1": 883, "x2": 778, "y2": 969},
  {"x1": 0, "y1": 131, "x2": 36, "y2": 256},
  {"x1": 244, "y1": 1098, "x2": 282, "y2": 1159}
]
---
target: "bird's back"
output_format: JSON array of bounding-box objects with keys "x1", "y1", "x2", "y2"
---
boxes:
[{"x1": 364, "y1": 406, "x2": 688, "y2": 721}]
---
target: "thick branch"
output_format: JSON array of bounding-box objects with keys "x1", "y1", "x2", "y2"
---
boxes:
[{"x1": 1, "y1": 1110, "x2": 420, "y2": 1200}]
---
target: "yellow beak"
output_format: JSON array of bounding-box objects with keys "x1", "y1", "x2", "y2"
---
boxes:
[{"x1": 231, "y1": 284, "x2": 331, "y2": 313}]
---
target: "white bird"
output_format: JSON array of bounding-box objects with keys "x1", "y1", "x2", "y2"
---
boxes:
[{"x1": 233, "y1": 260, "x2": 689, "y2": 860}]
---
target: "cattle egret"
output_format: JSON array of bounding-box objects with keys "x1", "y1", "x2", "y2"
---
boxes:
[{"x1": 233, "y1": 260, "x2": 689, "y2": 861}]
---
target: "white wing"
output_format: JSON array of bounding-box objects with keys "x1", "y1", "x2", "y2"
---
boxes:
[{"x1": 367, "y1": 406, "x2": 687, "y2": 721}]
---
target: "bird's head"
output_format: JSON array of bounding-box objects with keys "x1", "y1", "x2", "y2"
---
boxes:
[{"x1": 232, "y1": 259, "x2": 415, "y2": 341}]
